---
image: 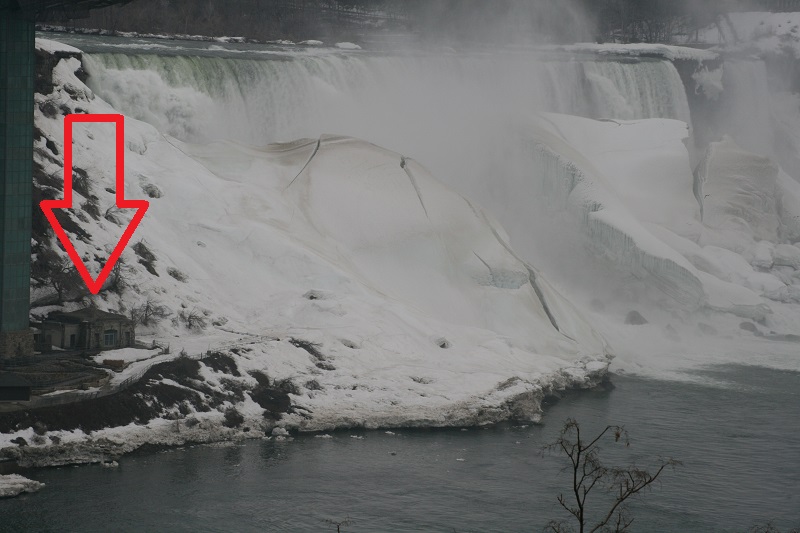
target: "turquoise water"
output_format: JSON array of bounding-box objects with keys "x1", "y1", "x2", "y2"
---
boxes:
[{"x1": 2, "y1": 367, "x2": 799, "y2": 532}]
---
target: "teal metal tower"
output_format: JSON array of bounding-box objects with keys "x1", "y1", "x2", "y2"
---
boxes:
[
  {"x1": 1, "y1": 0, "x2": 132, "y2": 358},
  {"x1": 0, "y1": 2, "x2": 35, "y2": 358}
]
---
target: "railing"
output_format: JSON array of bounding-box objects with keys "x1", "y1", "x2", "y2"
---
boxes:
[{"x1": 1, "y1": 332, "x2": 278, "y2": 412}]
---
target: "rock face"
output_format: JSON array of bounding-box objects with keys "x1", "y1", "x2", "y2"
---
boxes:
[
  {"x1": 0, "y1": 474, "x2": 44, "y2": 498},
  {"x1": 624, "y1": 311, "x2": 649, "y2": 325}
]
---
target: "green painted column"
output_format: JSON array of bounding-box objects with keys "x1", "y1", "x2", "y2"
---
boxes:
[{"x1": 0, "y1": 5, "x2": 34, "y2": 358}]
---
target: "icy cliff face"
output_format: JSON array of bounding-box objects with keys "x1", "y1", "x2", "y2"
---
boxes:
[
  {"x1": 695, "y1": 136, "x2": 780, "y2": 248},
  {"x1": 530, "y1": 111, "x2": 800, "y2": 327},
  {"x1": 531, "y1": 114, "x2": 707, "y2": 310}
]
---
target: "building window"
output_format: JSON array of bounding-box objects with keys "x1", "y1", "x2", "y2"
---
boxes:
[
  {"x1": 103, "y1": 330, "x2": 117, "y2": 348},
  {"x1": 125, "y1": 332, "x2": 132, "y2": 347}
]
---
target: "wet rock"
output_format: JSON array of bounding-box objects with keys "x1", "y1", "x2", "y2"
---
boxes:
[{"x1": 739, "y1": 322, "x2": 763, "y2": 336}]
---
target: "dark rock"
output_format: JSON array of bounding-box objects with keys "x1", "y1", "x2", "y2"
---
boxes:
[
  {"x1": 10, "y1": 437, "x2": 28, "y2": 447},
  {"x1": 141, "y1": 183, "x2": 163, "y2": 199},
  {"x1": 222, "y1": 408, "x2": 244, "y2": 428},
  {"x1": 625, "y1": 310, "x2": 648, "y2": 325},
  {"x1": 45, "y1": 139, "x2": 59, "y2": 155},
  {"x1": 304, "y1": 379, "x2": 322, "y2": 391},
  {"x1": 39, "y1": 100, "x2": 59, "y2": 119},
  {"x1": 202, "y1": 352, "x2": 240, "y2": 377},
  {"x1": 739, "y1": 322, "x2": 759, "y2": 334}
]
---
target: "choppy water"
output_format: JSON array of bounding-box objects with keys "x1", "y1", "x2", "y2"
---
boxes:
[{"x1": 2, "y1": 366, "x2": 799, "y2": 532}]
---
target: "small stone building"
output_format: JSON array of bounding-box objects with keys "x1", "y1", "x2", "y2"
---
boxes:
[{"x1": 37, "y1": 309, "x2": 135, "y2": 352}]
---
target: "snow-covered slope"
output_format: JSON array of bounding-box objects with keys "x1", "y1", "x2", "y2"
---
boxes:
[
  {"x1": 698, "y1": 11, "x2": 800, "y2": 57},
  {"x1": 9, "y1": 41, "x2": 611, "y2": 458}
]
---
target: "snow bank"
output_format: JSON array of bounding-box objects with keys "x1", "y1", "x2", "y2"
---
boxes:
[
  {"x1": 91, "y1": 347, "x2": 161, "y2": 365},
  {"x1": 555, "y1": 43, "x2": 718, "y2": 62},
  {"x1": 335, "y1": 42, "x2": 361, "y2": 50},
  {"x1": 35, "y1": 38, "x2": 81, "y2": 55},
  {"x1": 0, "y1": 474, "x2": 44, "y2": 498}
]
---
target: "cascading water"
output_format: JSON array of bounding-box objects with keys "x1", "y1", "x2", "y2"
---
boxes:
[
  {"x1": 82, "y1": 50, "x2": 693, "y2": 261},
  {"x1": 83, "y1": 52, "x2": 692, "y2": 146},
  {"x1": 715, "y1": 59, "x2": 800, "y2": 180}
]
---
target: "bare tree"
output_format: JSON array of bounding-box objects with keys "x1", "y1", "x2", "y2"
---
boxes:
[
  {"x1": 105, "y1": 257, "x2": 134, "y2": 294},
  {"x1": 324, "y1": 517, "x2": 353, "y2": 532},
  {"x1": 178, "y1": 308, "x2": 208, "y2": 331},
  {"x1": 748, "y1": 523, "x2": 800, "y2": 533},
  {"x1": 130, "y1": 296, "x2": 171, "y2": 326},
  {"x1": 32, "y1": 248, "x2": 85, "y2": 303},
  {"x1": 544, "y1": 418, "x2": 680, "y2": 533}
]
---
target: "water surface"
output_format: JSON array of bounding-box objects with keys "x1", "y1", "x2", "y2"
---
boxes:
[{"x1": 2, "y1": 367, "x2": 798, "y2": 532}]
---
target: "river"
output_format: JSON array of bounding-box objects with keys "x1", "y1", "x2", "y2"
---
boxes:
[{"x1": 2, "y1": 367, "x2": 798, "y2": 532}]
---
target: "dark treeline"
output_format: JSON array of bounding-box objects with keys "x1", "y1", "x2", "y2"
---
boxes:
[
  {"x1": 45, "y1": 0, "x2": 414, "y2": 41},
  {"x1": 43, "y1": 0, "x2": 798, "y2": 44},
  {"x1": 588, "y1": 0, "x2": 758, "y2": 44}
]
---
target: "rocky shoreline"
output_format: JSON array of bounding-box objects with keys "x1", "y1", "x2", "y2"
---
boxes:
[{"x1": 0, "y1": 355, "x2": 610, "y2": 469}]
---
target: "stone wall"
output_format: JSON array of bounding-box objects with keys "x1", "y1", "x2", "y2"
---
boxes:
[{"x1": 0, "y1": 330, "x2": 34, "y2": 359}]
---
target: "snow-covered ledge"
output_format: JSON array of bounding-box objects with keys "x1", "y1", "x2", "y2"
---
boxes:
[{"x1": 0, "y1": 474, "x2": 45, "y2": 498}]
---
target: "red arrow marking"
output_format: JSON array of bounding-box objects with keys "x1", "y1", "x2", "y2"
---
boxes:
[{"x1": 40, "y1": 114, "x2": 149, "y2": 295}]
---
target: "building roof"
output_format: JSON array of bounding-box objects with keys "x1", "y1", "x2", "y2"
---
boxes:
[
  {"x1": 0, "y1": 372, "x2": 31, "y2": 388},
  {"x1": 49, "y1": 308, "x2": 131, "y2": 323}
]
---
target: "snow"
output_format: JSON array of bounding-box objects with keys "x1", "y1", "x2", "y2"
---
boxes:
[
  {"x1": 91, "y1": 347, "x2": 160, "y2": 365},
  {"x1": 532, "y1": 113, "x2": 706, "y2": 308},
  {"x1": 774, "y1": 244, "x2": 800, "y2": 269},
  {"x1": 0, "y1": 474, "x2": 45, "y2": 498},
  {"x1": 530, "y1": 110, "x2": 800, "y2": 329},
  {"x1": 335, "y1": 42, "x2": 361, "y2": 50},
  {"x1": 554, "y1": 43, "x2": 718, "y2": 62},
  {"x1": 35, "y1": 38, "x2": 80, "y2": 55},
  {"x1": 15, "y1": 41, "x2": 611, "y2": 451}
]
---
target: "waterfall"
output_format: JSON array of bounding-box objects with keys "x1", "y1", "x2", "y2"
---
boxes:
[
  {"x1": 83, "y1": 52, "x2": 692, "y2": 145},
  {"x1": 83, "y1": 50, "x2": 692, "y2": 204},
  {"x1": 82, "y1": 49, "x2": 695, "y2": 293}
]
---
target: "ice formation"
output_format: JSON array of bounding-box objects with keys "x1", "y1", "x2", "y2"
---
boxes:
[{"x1": 0, "y1": 475, "x2": 45, "y2": 498}]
